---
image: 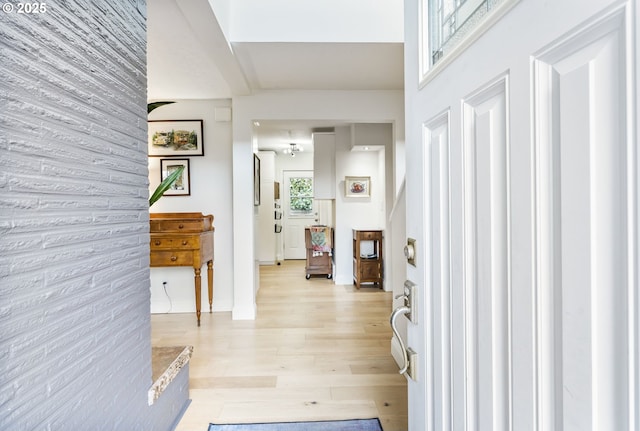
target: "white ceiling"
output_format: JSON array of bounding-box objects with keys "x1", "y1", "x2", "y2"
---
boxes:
[
  {"x1": 147, "y1": 0, "x2": 404, "y2": 151},
  {"x1": 231, "y1": 42, "x2": 404, "y2": 92}
]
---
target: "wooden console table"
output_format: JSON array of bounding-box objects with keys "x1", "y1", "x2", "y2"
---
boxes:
[{"x1": 150, "y1": 212, "x2": 214, "y2": 326}]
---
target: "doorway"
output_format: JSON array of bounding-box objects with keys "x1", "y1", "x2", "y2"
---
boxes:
[{"x1": 282, "y1": 170, "x2": 316, "y2": 260}]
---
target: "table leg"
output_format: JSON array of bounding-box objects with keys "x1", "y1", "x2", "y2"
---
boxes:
[
  {"x1": 194, "y1": 267, "x2": 202, "y2": 326},
  {"x1": 207, "y1": 260, "x2": 213, "y2": 312}
]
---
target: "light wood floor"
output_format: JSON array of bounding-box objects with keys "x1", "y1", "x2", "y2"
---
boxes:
[{"x1": 151, "y1": 260, "x2": 407, "y2": 431}]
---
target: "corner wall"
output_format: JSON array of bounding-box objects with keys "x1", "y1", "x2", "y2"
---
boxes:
[
  {"x1": 1, "y1": 2, "x2": 178, "y2": 429},
  {"x1": 148, "y1": 99, "x2": 234, "y2": 314}
]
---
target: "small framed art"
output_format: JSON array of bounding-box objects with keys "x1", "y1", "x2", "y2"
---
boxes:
[
  {"x1": 148, "y1": 120, "x2": 204, "y2": 156},
  {"x1": 345, "y1": 176, "x2": 371, "y2": 198},
  {"x1": 160, "y1": 158, "x2": 190, "y2": 196}
]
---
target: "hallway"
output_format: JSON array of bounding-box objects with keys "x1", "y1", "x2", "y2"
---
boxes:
[{"x1": 151, "y1": 260, "x2": 407, "y2": 431}]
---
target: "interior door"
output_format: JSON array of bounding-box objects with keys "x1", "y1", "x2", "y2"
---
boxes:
[
  {"x1": 283, "y1": 170, "x2": 316, "y2": 259},
  {"x1": 403, "y1": 1, "x2": 638, "y2": 430}
]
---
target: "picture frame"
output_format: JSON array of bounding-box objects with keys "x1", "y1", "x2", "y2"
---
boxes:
[
  {"x1": 345, "y1": 176, "x2": 371, "y2": 198},
  {"x1": 148, "y1": 120, "x2": 204, "y2": 157},
  {"x1": 160, "y1": 158, "x2": 190, "y2": 196},
  {"x1": 254, "y1": 154, "x2": 261, "y2": 206}
]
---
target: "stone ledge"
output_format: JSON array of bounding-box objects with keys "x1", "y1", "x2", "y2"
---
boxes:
[{"x1": 148, "y1": 345, "x2": 193, "y2": 406}]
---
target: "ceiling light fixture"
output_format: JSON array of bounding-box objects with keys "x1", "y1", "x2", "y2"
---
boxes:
[{"x1": 283, "y1": 143, "x2": 303, "y2": 157}]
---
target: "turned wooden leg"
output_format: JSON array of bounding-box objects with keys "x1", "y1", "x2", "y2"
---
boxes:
[
  {"x1": 194, "y1": 267, "x2": 202, "y2": 326},
  {"x1": 207, "y1": 260, "x2": 213, "y2": 313}
]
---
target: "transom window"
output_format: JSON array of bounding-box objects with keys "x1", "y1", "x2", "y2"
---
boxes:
[
  {"x1": 429, "y1": 0, "x2": 492, "y2": 64},
  {"x1": 423, "y1": 0, "x2": 517, "y2": 77}
]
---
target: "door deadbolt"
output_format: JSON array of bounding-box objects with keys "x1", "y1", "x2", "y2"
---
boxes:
[{"x1": 404, "y1": 238, "x2": 416, "y2": 266}]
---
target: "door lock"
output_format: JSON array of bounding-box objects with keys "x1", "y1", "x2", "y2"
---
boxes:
[{"x1": 404, "y1": 238, "x2": 416, "y2": 266}]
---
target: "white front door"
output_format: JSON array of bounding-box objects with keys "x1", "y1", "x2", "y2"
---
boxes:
[
  {"x1": 403, "y1": 1, "x2": 638, "y2": 430},
  {"x1": 283, "y1": 170, "x2": 316, "y2": 260}
]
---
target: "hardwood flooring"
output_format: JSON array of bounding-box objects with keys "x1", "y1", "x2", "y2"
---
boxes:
[{"x1": 151, "y1": 260, "x2": 408, "y2": 431}]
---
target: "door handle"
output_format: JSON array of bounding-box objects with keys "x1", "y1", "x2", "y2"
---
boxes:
[{"x1": 390, "y1": 305, "x2": 411, "y2": 374}]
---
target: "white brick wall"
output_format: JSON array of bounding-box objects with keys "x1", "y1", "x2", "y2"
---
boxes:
[{"x1": 0, "y1": 2, "x2": 180, "y2": 429}]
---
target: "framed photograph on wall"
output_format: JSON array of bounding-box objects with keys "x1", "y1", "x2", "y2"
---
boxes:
[
  {"x1": 148, "y1": 120, "x2": 204, "y2": 156},
  {"x1": 254, "y1": 154, "x2": 261, "y2": 206},
  {"x1": 345, "y1": 176, "x2": 371, "y2": 198},
  {"x1": 160, "y1": 158, "x2": 190, "y2": 196}
]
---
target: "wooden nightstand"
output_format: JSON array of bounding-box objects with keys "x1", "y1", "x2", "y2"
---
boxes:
[{"x1": 352, "y1": 229, "x2": 383, "y2": 289}]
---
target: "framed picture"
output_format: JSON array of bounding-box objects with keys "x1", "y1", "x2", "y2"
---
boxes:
[
  {"x1": 254, "y1": 154, "x2": 261, "y2": 206},
  {"x1": 160, "y1": 158, "x2": 190, "y2": 196},
  {"x1": 148, "y1": 120, "x2": 204, "y2": 156},
  {"x1": 345, "y1": 176, "x2": 371, "y2": 198}
]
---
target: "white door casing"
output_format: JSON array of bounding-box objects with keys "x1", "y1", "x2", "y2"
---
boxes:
[{"x1": 403, "y1": 1, "x2": 639, "y2": 430}]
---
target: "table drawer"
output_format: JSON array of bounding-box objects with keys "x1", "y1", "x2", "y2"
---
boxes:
[
  {"x1": 359, "y1": 261, "x2": 381, "y2": 278},
  {"x1": 150, "y1": 220, "x2": 207, "y2": 233},
  {"x1": 150, "y1": 236, "x2": 200, "y2": 250},
  {"x1": 355, "y1": 231, "x2": 381, "y2": 240},
  {"x1": 150, "y1": 250, "x2": 194, "y2": 267}
]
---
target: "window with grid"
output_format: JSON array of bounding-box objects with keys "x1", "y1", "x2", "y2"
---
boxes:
[
  {"x1": 288, "y1": 177, "x2": 313, "y2": 216},
  {"x1": 424, "y1": 0, "x2": 514, "y2": 70}
]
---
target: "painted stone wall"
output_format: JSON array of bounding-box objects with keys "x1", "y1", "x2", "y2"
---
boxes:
[{"x1": 0, "y1": 2, "x2": 181, "y2": 429}]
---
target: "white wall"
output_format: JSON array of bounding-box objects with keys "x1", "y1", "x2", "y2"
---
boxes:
[
  {"x1": 232, "y1": 90, "x2": 404, "y2": 319},
  {"x1": 150, "y1": 93, "x2": 403, "y2": 317},
  {"x1": 333, "y1": 126, "x2": 387, "y2": 285},
  {"x1": 148, "y1": 99, "x2": 234, "y2": 314}
]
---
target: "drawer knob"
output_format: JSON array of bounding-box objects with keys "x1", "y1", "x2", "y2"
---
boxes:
[
  {"x1": 178, "y1": 224, "x2": 184, "y2": 229},
  {"x1": 170, "y1": 256, "x2": 178, "y2": 262},
  {"x1": 154, "y1": 240, "x2": 161, "y2": 246},
  {"x1": 182, "y1": 240, "x2": 188, "y2": 245}
]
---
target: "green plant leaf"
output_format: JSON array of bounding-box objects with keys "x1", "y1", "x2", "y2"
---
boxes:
[
  {"x1": 149, "y1": 165, "x2": 185, "y2": 207},
  {"x1": 147, "y1": 101, "x2": 175, "y2": 114}
]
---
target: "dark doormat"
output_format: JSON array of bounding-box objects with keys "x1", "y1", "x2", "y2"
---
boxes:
[{"x1": 208, "y1": 418, "x2": 383, "y2": 431}]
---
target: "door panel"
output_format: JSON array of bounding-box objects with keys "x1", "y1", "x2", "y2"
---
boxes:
[
  {"x1": 533, "y1": 7, "x2": 632, "y2": 429},
  {"x1": 404, "y1": 1, "x2": 638, "y2": 431},
  {"x1": 462, "y1": 75, "x2": 511, "y2": 431}
]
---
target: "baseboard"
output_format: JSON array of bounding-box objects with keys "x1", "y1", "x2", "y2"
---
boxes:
[
  {"x1": 334, "y1": 275, "x2": 353, "y2": 285},
  {"x1": 232, "y1": 303, "x2": 256, "y2": 320},
  {"x1": 169, "y1": 399, "x2": 191, "y2": 431}
]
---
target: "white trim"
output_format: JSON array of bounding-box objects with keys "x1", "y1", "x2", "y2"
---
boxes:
[
  {"x1": 423, "y1": 109, "x2": 453, "y2": 431},
  {"x1": 625, "y1": 1, "x2": 639, "y2": 429},
  {"x1": 232, "y1": 303, "x2": 257, "y2": 320}
]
